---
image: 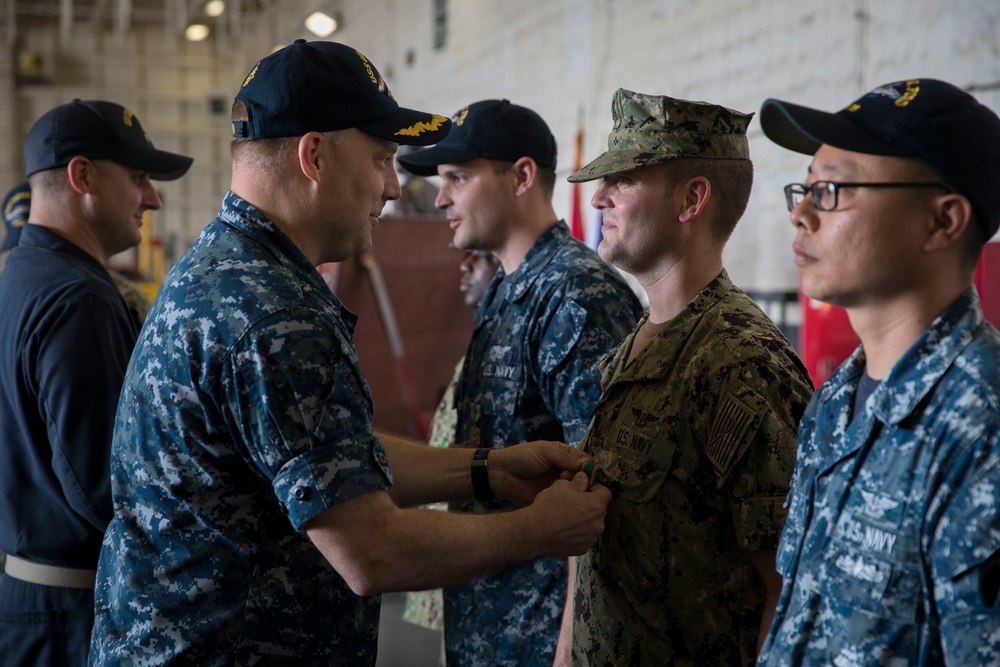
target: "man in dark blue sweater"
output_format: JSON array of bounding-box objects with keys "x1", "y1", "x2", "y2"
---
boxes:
[{"x1": 0, "y1": 99, "x2": 191, "y2": 667}]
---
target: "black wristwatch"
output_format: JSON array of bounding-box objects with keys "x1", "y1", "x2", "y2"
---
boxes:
[{"x1": 471, "y1": 447, "x2": 495, "y2": 501}]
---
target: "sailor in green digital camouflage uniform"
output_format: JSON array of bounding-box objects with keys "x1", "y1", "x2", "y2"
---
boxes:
[{"x1": 560, "y1": 89, "x2": 815, "y2": 666}]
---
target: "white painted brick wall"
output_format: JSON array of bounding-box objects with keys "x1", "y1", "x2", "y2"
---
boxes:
[
  {"x1": 2, "y1": 20, "x2": 245, "y2": 263},
  {"x1": 2, "y1": 0, "x2": 997, "y2": 288},
  {"x1": 332, "y1": 0, "x2": 1000, "y2": 292}
]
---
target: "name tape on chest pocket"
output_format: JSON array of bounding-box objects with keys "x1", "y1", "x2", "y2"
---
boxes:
[{"x1": 612, "y1": 424, "x2": 658, "y2": 457}]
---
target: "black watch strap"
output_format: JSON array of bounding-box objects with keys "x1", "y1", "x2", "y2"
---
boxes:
[{"x1": 471, "y1": 447, "x2": 495, "y2": 501}]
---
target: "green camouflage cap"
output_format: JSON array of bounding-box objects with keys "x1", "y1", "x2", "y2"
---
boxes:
[{"x1": 568, "y1": 88, "x2": 754, "y2": 182}]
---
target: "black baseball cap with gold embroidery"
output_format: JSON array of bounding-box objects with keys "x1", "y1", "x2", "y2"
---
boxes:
[
  {"x1": 397, "y1": 99, "x2": 557, "y2": 177},
  {"x1": 761, "y1": 78, "x2": 1000, "y2": 238},
  {"x1": 24, "y1": 99, "x2": 193, "y2": 180},
  {"x1": 233, "y1": 39, "x2": 451, "y2": 146}
]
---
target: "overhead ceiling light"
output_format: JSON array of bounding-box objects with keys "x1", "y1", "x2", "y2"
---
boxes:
[
  {"x1": 204, "y1": 1, "x2": 225, "y2": 17},
  {"x1": 185, "y1": 24, "x2": 210, "y2": 41},
  {"x1": 305, "y1": 11, "x2": 337, "y2": 37}
]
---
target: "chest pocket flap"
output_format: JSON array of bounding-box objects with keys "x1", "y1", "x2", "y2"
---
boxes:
[{"x1": 591, "y1": 445, "x2": 669, "y2": 585}]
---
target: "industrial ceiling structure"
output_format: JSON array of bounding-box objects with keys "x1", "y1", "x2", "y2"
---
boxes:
[{"x1": 0, "y1": 0, "x2": 310, "y2": 47}]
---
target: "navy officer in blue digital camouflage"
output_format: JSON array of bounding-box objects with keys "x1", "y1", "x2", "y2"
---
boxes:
[
  {"x1": 398, "y1": 100, "x2": 642, "y2": 667},
  {"x1": 89, "y1": 40, "x2": 612, "y2": 666},
  {"x1": 758, "y1": 79, "x2": 1000, "y2": 666}
]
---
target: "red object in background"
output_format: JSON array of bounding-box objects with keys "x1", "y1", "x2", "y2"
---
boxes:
[
  {"x1": 569, "y1": 124, "x2": 585, "y2": 241},
  {"x1": 327, "y1": 217, "x2": 473, "y2": 439},
  {"x1": 799, "y1": 295, "x2": 859, "y2": 387},
  {"x1": 974, "y1": 242, "x2": 1000, "y2": 327},
  {"x1": 801, "y1": 242, "x2": 1000, "y2": 388}
]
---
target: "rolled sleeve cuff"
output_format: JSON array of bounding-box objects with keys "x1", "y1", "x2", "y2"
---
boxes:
[{"x1": 273, "y1": 436, "x2": 393, "y2": 531}]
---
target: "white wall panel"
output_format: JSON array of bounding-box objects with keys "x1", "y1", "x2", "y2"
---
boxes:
[
  {"x1": 2, "y1": 0, "x2": 997, "y2": 287},
  {"x1": 321, "y1": 0, "x2": 1000, "y2": 292}
]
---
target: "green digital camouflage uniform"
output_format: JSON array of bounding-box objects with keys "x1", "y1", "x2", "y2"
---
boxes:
[
  {"x1": 109, "y1": 271, "x2": 151, "y2": 324},
  {"x1": 573, "y1": 276, "x2": 813, "y2": 666},
  {"x1": 568, "y1": 89, "x2": 814, "y2": 666}
]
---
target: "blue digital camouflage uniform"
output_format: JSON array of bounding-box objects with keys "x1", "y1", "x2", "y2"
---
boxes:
[
  {"x1": 573, "y1": 271, "x2": 814, "y2": 667},
  {"x1": 758, "y1": 289, "x2": 1000, "y2": 667},
  {"x1": 402, "y1": 358, "x2": 464, "y2": 637},
  {"x1": 445, "y1": 221, "x2": 642, "y2": 667},
  {"x1": 90, "y1": 192, "x2": 393, "y2": 666}
]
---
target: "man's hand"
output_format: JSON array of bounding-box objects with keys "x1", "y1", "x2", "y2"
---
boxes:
[
  {"x1": 491, "y1": 440, "x2": 590, "y2": 506},
  {"x1": 525, "y1": 471, "x2": 611, "y2": 558}
]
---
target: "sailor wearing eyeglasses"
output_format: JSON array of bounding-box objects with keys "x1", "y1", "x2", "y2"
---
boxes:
[{"x1": 758, "y1": 79, "x2": 1000, "y2": 667}]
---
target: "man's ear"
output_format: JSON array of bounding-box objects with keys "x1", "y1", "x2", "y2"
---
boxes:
[
  {"x1": 924, "y1": 193, "x2": 972, "y2": 253},
  {"x1": 677, "y1": 175, "x2": 711, "y2": 224},
  {"x1": 66, "y1": 156, "x2": 97, "y2": 195},
  {"x1": 511, "y1": 157, "x2": 538, "y2": 198},
  {"x1": 296, "y1": 132, "x2": 327, "y2": 185}
]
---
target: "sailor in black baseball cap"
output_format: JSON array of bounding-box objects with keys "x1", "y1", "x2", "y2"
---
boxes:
[
  {"x1": 87, "y1": 39, "x2": 617, "y2": 667},
  {"x1": 756, "y1": 79, "x2": 1000, "y2": 667},
  {"x1": 393, "y1": 95, "x2": 642, "y2": 667},
  {"x1": 0, "y1": 98, "x2": 191, "y2": 664}
]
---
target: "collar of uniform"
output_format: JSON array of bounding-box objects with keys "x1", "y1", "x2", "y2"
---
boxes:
[
  {"x1": 505, "y1": 221, "x2": 570, "y2": 303},
  {"x1": 816, "y1": 287, "x2": 983, "y2": 430},
  {"x1": 812, "y1": 344, "x2": 865, "y2": 411},
  {"x1": 597, "y1": 313, "x2": 641, "y2": 384},
  {"x1": 216, "y1": 191, "x2": 355, "y2": 328},
  {"x1": 869, "y1": 288, "x2": 984, "y2": 425},
  {"x1": 218, "y1": 191, "x2": 308, "y2": 269},
  {"x1": 14, "y1": 223, "x2": 116, "y2": 284},
  {"x1": 605, "y1": 269, "x2": 733, "y2": 383},
  {"x1": 808, "y1": 344, "x2": 867, "y2": 463}
]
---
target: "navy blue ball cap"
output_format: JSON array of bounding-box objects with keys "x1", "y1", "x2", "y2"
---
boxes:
[
  {"x1": 233, "y1": 40, "x2": 451, "y2": 146},
  {"x1": 761, "y1": 78, "x2": 1000, "y2": 238},
  {"x1": 24, "y1": 99, "x2": 193, "y2": 181},
  {"x1": 397, "y1": 99, "x2": 557, "y2": 177},
  {"x1": 1, "y1": 182, "x2": 30, "y2": 252}
]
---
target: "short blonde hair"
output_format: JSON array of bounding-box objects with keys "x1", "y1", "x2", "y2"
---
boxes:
[{"x1": 661, "y1": 158, "x2": 754, "y2": 245}]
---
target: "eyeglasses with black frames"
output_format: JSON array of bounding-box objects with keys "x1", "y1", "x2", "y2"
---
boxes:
[{"x1": 783, "y1": 181, "x2": 953, "y2": 212}]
